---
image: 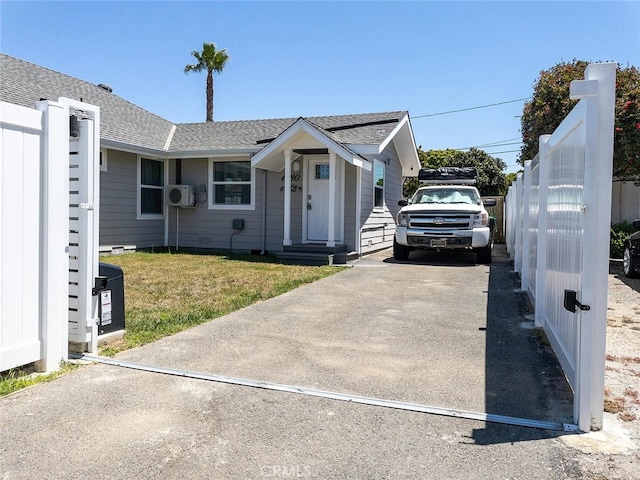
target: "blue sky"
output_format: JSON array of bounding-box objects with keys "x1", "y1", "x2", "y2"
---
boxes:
[{"x1": 1, "y1": 1, "x2": 639, "y2": 172}]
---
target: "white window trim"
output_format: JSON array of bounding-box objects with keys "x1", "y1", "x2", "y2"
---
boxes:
[
  {"x1": 137, "y1": 156, "x2": 165, "y2": 220},
  {"x1": 100, "y1": 148, "x2": 108, "y2": 172},
  {"x1": 208, "y1": 157, "x2": 256, "y2": 210},
  {"x1": 373, "y1": 158, "x2": 385, "y2": 211}
]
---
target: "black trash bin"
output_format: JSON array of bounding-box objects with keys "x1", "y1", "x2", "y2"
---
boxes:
[{"x1": 98, "y1": 262, "x2": 125, "y2": 335}]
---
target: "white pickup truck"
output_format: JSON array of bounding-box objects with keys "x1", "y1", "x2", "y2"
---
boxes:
[{"x1": 394, "y1": 167, "x2": 496, "y2": 263}]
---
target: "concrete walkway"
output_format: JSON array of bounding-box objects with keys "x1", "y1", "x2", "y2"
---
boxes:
[{"x1": 1, "y1": 245, "x2": 585, "y2": 479}]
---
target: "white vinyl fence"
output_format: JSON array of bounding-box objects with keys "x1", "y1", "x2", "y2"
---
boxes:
[
  {"x1": 505, "y1": 63, "x2": 616, "y2": 432},
  {"x1": 0, "y1": 98, "x2": 100, "y2": 373}
]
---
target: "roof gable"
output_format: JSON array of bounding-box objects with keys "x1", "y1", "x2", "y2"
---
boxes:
[{"x1": 251, "y1": 117, "x2": 370, "y2": 172}]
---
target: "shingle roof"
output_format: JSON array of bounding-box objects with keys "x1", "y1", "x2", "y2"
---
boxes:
[
  {"x1": 0, "y1": 54, "x2": 174, "y2": 151},
  {"x1": 171, "y1": 118, "x2": 295, "y2": 151},
  {"x1": 171, "y1": 112, "x2": 407, "y2": 152},
  {"x1": 1, "y1": 53, "x2": 407, "y2": 154}
]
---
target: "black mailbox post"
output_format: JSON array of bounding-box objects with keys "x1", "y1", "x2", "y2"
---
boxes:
[{"x1": 98, "y1": 262, "x2": 125, "y2": 335}]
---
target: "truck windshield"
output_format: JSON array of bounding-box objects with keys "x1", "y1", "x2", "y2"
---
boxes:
[{"x1": 412, "y1": 188, "x2": 479, "y2": 205}]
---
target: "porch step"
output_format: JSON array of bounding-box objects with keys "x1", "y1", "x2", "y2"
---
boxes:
[
  {"x1": 283, "y1": 244, "x2": 347, "y2": 254},
  {"x1": 277, "y1": 244, "x2": 350, "y2": 266},
  {"x1": 276, "y1": 251, "x2": 339, "y2": 266}
]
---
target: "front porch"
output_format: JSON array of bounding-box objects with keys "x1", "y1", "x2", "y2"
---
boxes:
[{"x1": 251, "y1": 118, "x2": 373, "y2": 258}]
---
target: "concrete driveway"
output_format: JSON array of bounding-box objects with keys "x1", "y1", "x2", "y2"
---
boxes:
[{"x1": 0, "y1": 245, "x2": 581, "y2": 479}]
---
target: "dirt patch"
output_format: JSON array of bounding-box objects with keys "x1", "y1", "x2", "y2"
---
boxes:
[
  {"x1": 606, "y1": 262, "x2": 640, "y2": 435},
  {"x1": 574, "y1": 262, "x2": 640, "y2": 478}
]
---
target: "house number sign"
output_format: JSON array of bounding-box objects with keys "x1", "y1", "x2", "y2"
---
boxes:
[{"x1": 280, "y1": 173, "x2": 302, "y2": 193}]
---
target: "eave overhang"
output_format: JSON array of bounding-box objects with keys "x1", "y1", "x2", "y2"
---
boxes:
[
  {"x1": 383, "y1": 114, "x2": 420, "y2": 177},
  {"x1": 101, "y1": 138, "x2": 260, "y2": 159},
  {"x1": 344, "y1": 115, "x2": 420, "y2": 176}
]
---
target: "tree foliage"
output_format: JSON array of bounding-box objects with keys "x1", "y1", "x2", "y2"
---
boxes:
[
  {"x1": 519, "y1": 59, "x2": 640, "y2": 181},
  {"x1": 404, "y1": 148, "x2": 507, "y2": 197},
  {"x1": 505, "y1": 171, "x2": 520, "y2": 187},
  {"x1": 184, "y1": 42, "x2": 230, "y2": 122}
]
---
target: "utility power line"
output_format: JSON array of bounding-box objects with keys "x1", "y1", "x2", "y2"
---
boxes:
[
  {"x1": 447, "y1": 136, "x2": 523, "y2": 153},
  {"x1": 412, "y1": 97, "x2": 531, "y2": 119},
  {"x1": 456, "y1": 141, "x2": 523, "y2": 151},
  {"x1": 472, "y1": 137, "x2": 522, "y2": 148},
  {"x1": 483, "y1": 149, "x2": 522, "y2": 155}
]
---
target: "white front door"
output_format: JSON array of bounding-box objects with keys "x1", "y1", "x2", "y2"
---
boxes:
[
  {"x1": 304, "y1": 155, "x2": 344, "y2": 244},
  {"x1": 307, "y1": 157, "x2": 330, "y2": 241}
]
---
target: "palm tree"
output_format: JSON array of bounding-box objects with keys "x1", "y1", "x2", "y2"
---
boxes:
[{"x1": 184, "y1": 42, "x2": 229, "y2": 122}]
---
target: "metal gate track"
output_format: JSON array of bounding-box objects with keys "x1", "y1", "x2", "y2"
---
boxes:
[{"x1": 71, "y1": 353, "x2": 578, "y2": 432}]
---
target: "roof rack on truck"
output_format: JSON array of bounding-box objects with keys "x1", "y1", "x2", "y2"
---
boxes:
[{"x1": 418, "y1": 167, "x2": 477, "y2": 185}]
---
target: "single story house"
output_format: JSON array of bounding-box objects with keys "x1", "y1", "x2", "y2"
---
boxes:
[{"x1": 0, "y1": 53, "x2": 421, "y2": 263}]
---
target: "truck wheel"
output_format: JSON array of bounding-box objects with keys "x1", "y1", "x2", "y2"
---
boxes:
[
  {"x1": 623, "y1": 245, "x2": 639, "y2": 278},
  {"x1": 393, "y1": 238, "x2": 410, "y2": 261},
  {"x1": 475, "y1": 245, "x2": 492, "y2": 264}
]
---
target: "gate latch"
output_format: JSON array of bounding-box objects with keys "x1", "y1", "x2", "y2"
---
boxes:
[
  {"x1": 563, "y1": 290, "x2": 591, "y2": 313},
  {"x1": 92, "y1": 276, "x2": 107, "y2": 296},
  {"x1": 80, "y1": 203, "x2": 94, "y2": 210}
]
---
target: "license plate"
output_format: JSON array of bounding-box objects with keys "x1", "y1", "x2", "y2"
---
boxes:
[{"x1": 430, "y1": 239, "x2": 447, "y2": 248}]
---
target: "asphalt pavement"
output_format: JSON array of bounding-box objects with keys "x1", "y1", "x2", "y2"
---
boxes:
[{"x1": 1, "y1": 245, "x2": 587, "y2": 479}]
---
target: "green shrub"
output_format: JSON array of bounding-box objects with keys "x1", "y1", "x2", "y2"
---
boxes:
[{"x1": 610, "y1": 221, "x2": 637, "y2": 258}]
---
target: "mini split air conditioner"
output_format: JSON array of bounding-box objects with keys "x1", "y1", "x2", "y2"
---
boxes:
[{"x1": 166, "y1": 185, "x2": 195, "y2": 207}]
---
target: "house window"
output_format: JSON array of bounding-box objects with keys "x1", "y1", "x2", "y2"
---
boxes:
[
  {"x1": 374, "y1": 160, "x2": 385, "y2": 209},
  {"x1": 315, "y1": 164, "x2": 330, "y2": 180},
  {"x1": 210, "y1": 159, "x2": 255, "y2": 209},
  {"x1": 138, "y1": 157, "x2": 164, "y2": 217}
]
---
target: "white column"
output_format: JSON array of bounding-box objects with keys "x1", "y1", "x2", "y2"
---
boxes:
[
  {"x1": 534, "y1": 134, "x2": 551, "y2": 329},
  {"x1": 36, "y1": 100, "x2": 69, "y2": 372},
  {"x1": 520, "y1": 160, "x2": 532, "y2": 293},
  {"x1": 164, "y1": 159, "x2": 170, "y2": 246},
  {"x1": 327, "y1": 151, "x2": 336, "y2": 247},
  {"x1": 514, "y1": 172, "x2": 524, "y2": 274},
  {"x1": 355, "y1": 166, "x2": 362, "y2": 255},
  {"x1": 574, "y1": 62, "x2": 616, "y2": 432},
  {"x1": 283, "y1": 149, "x2": 292, "y2": 246}
]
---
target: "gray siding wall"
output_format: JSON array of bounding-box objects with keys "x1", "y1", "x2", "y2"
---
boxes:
[
  {"x1": 343, "y1": 162, "x2": 357, "y2": 251},
  {"x1": 168, "y1": 158, "x2": 301, "y2": 254},
  {"x1": 99, "y1": 149, "x2": 165, "y2": 248},
  {"x1": 359, "y1": 142, "x2": 403, "y2": 255},
  {"x1": 168, "y1": 158, "x2": 261, "y2": 252},
  {"x1": 265, "y1": 169, "x2": 304, "y2": 252}
]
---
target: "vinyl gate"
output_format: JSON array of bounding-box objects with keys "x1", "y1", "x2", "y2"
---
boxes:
[
  {"x1": 0, "y1": 98, "x2": 100, "y2": 373},
  {"x1": 505, "y1": 63, "x2": 616, "y2": 431}
]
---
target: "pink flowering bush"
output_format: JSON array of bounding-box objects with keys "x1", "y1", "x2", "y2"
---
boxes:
[{"x1": 520, "y1": 60, "x2": 640, "y2": 182}]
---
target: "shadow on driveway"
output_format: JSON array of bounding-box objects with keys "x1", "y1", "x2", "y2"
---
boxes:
[
  {"x1": 610, "y1": 259, "x2": 640, "y2": 293},
  {"x1": 473, "y1": 245, "x2": 574, "y2": 444}
]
